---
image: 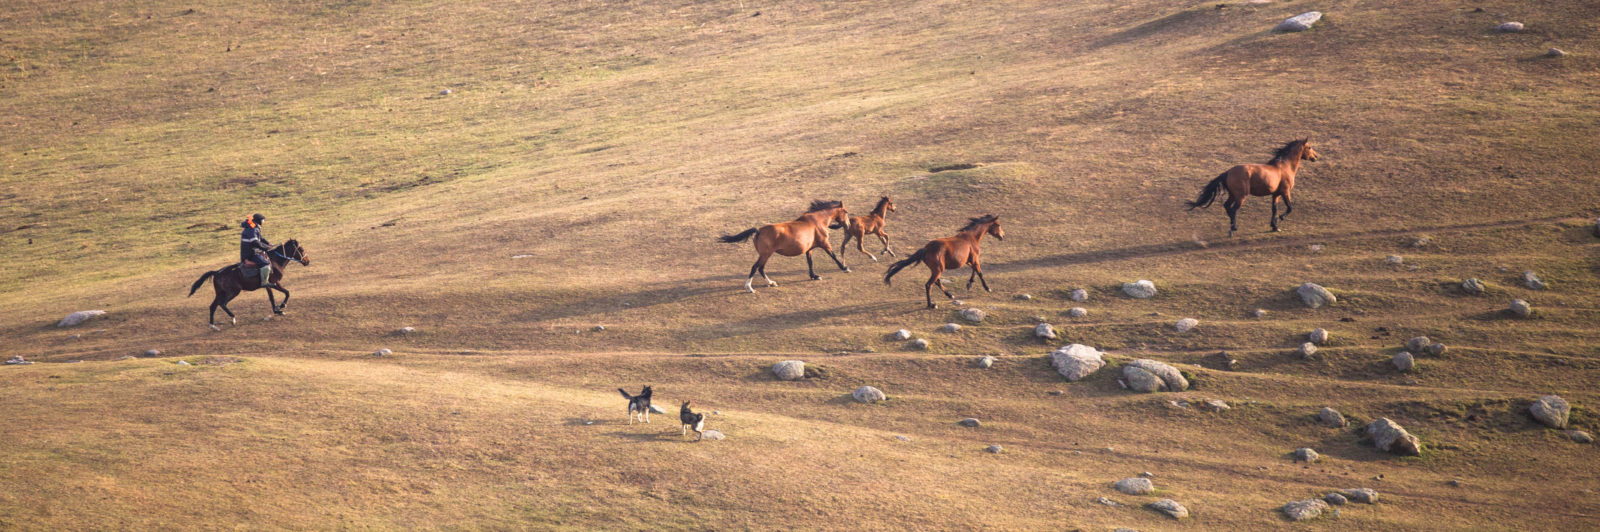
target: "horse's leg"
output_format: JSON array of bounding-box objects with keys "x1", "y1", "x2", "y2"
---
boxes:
[
  {"x1": 219, "y1": 292, "x2": 238, "y2": 325},
  {"x1": 758, "y1": 260, "x2": 776, "y2": 287},
  {"x1": 744, "y1": 260, "x2": 761, "y2": 293},
  {"x1": 973, "y1": 260, "x2": 992, "y2": 292},
  {"x1": 923, "y1": 270, "x2": 942, "y2": 309},
  {"x1": 275, "y1": 284, "x2": 290, "y2": 312},
  {"x1": 1280, "y1": 191, "x2": 1293, "y2": 222},
  {"x1": 1224, "y1": 198, "x2": 1241, "y2": 237},
  {"x1": 267, "y1": 287, "x2": 280, "y2": 315},
  {"x1": 966, "y1": 263, "x2": 978, "y2": 290},
  {"x1": 816, "y1": 241, "x2": 850, "y2": 273},
  {"x1": 854, "y1": 232, "x2": 876, "y2": 262},
  {"x1": 806, "y1": 250, "x2": 821, "y2": 280},
  {"x1": 878, "y1": 231, "x2": 894, "y2": 257},
  {"x1": 1269, "y1": 195, "x2": 1281, "y2": 232}
]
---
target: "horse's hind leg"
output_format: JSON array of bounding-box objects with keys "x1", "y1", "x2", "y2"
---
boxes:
[
  {"x1": 878, "y1": 232, "x2": 894, "y2": 257},
  {"x1": 744, "y1": 261, "x2": 760, "y2": 293},
  {"x1": 805, "y1": 250, "x2": 821, "y2": 280},
  {"x1": 1269, "y1": 196, "x2": 1281, "y2": 232},
  {"x1": 1279, "y1": 192, "x2": 1293, "y2": 222},
  {"x1": 973, "y1": 261, "x2": 992, "y2": 292},
  {"x1": 1224, "y1": 198, "x2": 1241, "y2": 237},
  {"x1": 853, "y1": 233, "x2": 877, "y2": 262},
  {"x1": 267, "y1": 288, "x2": 281, "y2": 315},
  {"x1": 275, "y1": 285, "x2": 291, "y2": 312}
]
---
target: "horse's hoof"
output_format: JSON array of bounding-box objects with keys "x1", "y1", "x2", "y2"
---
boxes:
[
  {"x1": 766, "y1": 281, "x2": 778, "y2": 287},
  {"x1": 928, "y1": 304, "x2": 939, "y2": 309},
  {"x1": 868, "y1": 256, "x2": 878, "y2": 262},
  {"x1": 274, "y1": 311, "x2": 285, "y2": 316},
  {"x1": 230, "y1": 317, "x2": 237, "y2": 325},
  {"x1": 811, "y1": 276, "x2": 823, "y2": 281},
  {"x1": 843, "y1": 268, "x2": 853, "y2": 273},
  {"x1": 746, "y1": 288, "x2": 757, "y2": 294},
  {"x1": 209, "y1": 324, "x2": 221, "y2": 331}
]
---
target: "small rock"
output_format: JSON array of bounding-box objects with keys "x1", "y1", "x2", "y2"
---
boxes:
[
  {"x1": 1406, "y1": 336, "x2": 1431, "y2": 352},
  {"x1": 1067, "y1": 307, "x2": 1088, "y2": 318},
  {"x1": 1048, "y1": 390, "x2": 1064, "y2": 396},
  {"x1": 591, "y1": 325, "x2": 606, "y2": 332},
  {"x1": 1448, "y1": 480, "x2": 1462, "y2": 487},
  {"x1": 1069, "y1": 288, "x2": 1089, "y2": 302},
  {"x1": 1274, "y1": 11, "x2": 1322, "y2": 32},
  {"x1": 1125, "y1": 359, "x2": 1188, "y2": 392},
  {"x1": 1293, "y1": 447, "x2": 1320, "y2": 462},
  {"x1": 1393, "y1": 351, "x2": 1415, "y2": 372},
  {"x1": 1523, "y1": 271, "x2": 1546, "y2": 290},
  {"x1": 1147, "y1": 499, "x2": 1188, "y2": 520},
  {"x1": 699, "y1": 430, "x2": 726, "y2": 441},
  {"x1": 175, "y1": 360, "x2": 191, "y2": 366},
  {"x1": 937, "y1": 323, "x2": 962, "y2": 333},
  {"x1": 57, "y1": 310, "x2": 106, "y2": 328},
  {"x1": 1495, "y1": 21, "x2": 1524, "y2": 32},
  {"x1": 1427, "y1": 343, "x2": 1446, "y2": 356},
  {"x1": 1547, "y1": 48, "x2": 1568, "y2": 57},
  {"x1": 648, "y1": 405, "x2": 667, "y2": 414},
  {"x1": 1122, "y1": 366, "x2": 1163, "y2": 393},
  {"x1": 1411, "y1": 236, "x2": 1431, "y2": 248},
  {"x1": 4, "y1": 355, "x2": 32, "y2": 365},
  {"x1": 986, "y1": 444, "x2": 1003, "y2": 453},
  {"x1": 1015, "y1": 293, "x2": 1032, "y2": 301},
  {"x1": 1308, "y1": 328, "x2": 1330, "y2": 345},
  {"x1": 1462, "y1": 278, "x2": 1485, "y2": 295},
  {"x1": 1341, "y1": 488, "x2": 1379, "y2": 504},
  {"x1": 439, "y1": 88, "x2": 453, "y2": 95},
  {"x1": 1298, "y1": 342, "x2": 1318, "y2": 359},
  {"x1": 1325, "y1": 493, "x2": 1348, "y2": 505},
  {"x1": 1203, "y1": 399, "x2": 1231, "y2": 412},
  {"x1": 852, "y1": 386, "x2": 886, "y2": 404},
  {"x1": 143, "y1": 349, "x2": 162, "y2": 357},
  {"x1": 1175, "y1": 318, "x2": 1199, "y2": 333},
  {"x1": 772, "y1": 360, "x2": 806, "y2": 381},
  {"x1": 1566, "y1": 430, "x2": 1593, "y2": 443},
  {"x1": 1309, "y1": 244, "x2": 1324, "y2": 252},
  {"x1": 1529, "y1": 394, "x2": 1570, "y2": 428},
  {"x1": 1122, "y1": 280, "x2": 1158, "y2": 299},
  {"x1": 1282, "y1": 499, "x2": 1329, "y2": 521},
  {"x1": 951, "y1": 299, "x2": 964, "y2": 306},
  {"x1": 1097, "y1": 497, "x2": 1123, "y2": 507},
  {"x1": 1318, "y1": 407, "x2": 1348, "y2": 428},
  {"x1": 1035, "y1": 323, "x2": 1057, "y2": 339},
  {"x1": 1050, "y1": 344, "x2": 1106, "y2": 381},
  {"x1": 958, "y1": 417, "x2": 981, "y2": 428},
  {"x1": 1203, "y1": 351, "x2": 1238, "y2": 370},
  {"x1": 976, "y1": 356, "x2": 995, "y2": 369},
  {"x1": 1367, "y1": 418, "x2": 1422, "y2": 455},
  {"x1": 1297, "y1": 282, "x2": 1336, "y2": 308},
  {"x1": 397, "y1": 327, "x2": 416, "y2": 335},
  {"x1": 892, "y1": 329, "x2": 912, "y2": 341},
  {"x1": 1029, "y1": 315, "x2": 1046, "y2": 323},
  {"x1": 1139, "y1": 471, "x2": 1154, "y2": 478},
  {"x1": 959, "y1": 308, "x2": 986, "y2": 323},
  {"x1": 894, "y1": 435, "x2": 912, "y2": 442},
  {"x1": 1114, "y1": 477, "x2": 1154, "y2": 495},
  {"x1": 909, "y1": 338, "x2": 930, "y2": 350},
  {"x1": 1510, "y1": 299, "x2": 1532, "y2": 318},
  {"x1": 1166, "y1": 399, "x2": 1189, "y2": 409},
  {"x1": 1253, "y1": 308, "x2": 1268, "y2": 318},
  {"x1": 1385, "y1": 255, "x2": 1404, "y2": 265}
]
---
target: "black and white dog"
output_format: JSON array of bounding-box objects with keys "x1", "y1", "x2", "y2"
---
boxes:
[
  {"x1": 618, "y1": 386, "x2": 653, "y2": 424},
  {"x1": 680, "y1": 401, "x2": 706, "y2": 440}
]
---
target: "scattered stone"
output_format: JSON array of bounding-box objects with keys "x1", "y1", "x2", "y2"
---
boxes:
[
  {"x1": 1140, "y1": 471, "x2": 1154, "y2": 478},
  {"x1": 1147, "y1": 499, "x2": 1188, "y2": 520},
  {"x1": 1448, "y1": 480, "x2": 1462, "y2": 487},
  {"x1": 439, "y1": 88, "x2": 453, "y2": 95},
  {"x1": 1367, "y1": 418, "x2": 1422, "y2": 455},
  {"x1": 1035, "y1": 323, "x2": 1057, "y2": 340},
  {"x1": 1016, "y1": 293, "x2": 1032, "y2": 301},
  {"x1": 1529, "y1": 395, "x2": 1570, "y2": 428},
  {"x1": 1427, "y1": 343, "x2": 1446, "y2": 356},
  {"x1": 143, "y1": 349, "x2": 162, "y2": 357},
  {"x1": 1203, "y1": 351, "x2": 1238, "y2": 370},
  {"x1": 591, "y1": 325, "x2": 606, "y2": 332},
  {"x1": 1122, "y1": 366, "x2": 1162, "y2": 393},
  {"x1": 1309, "y1": 244, "x2": 1324, "y2": 252},
  {"x1": 1523, "y1": 271, "x2": 1546, "y2": 290},
  {"x1": 1495, "y1": 21, "x2": 1524, "y2": 32},
  {"x1": 1069, "y1": 288, "x2": 1089, "y2": 302},
  {"x1": 1510, "y1": 299, "x2": 1532, "y2": 318},
  {"x1": 57, "y1": 310, "x2": 106, "y2": 328},
  {"x1": 1166, "y1": 399, "x2": 1189, "y2": 409},
  {"x1": 892, "y1": 329, "x2": 912, "y2": 341},
  {"x1": 1547, "y1": 47, "x2": 1568, "y2": 57},
  {"x1": 959, "y1": 417, "x2": 981, "y2": 428},
  {"x1": 1175, "y1": 318, "x2": 1199, "y2": 333},
  {"x1": 1203, "y1": 399, "x2": 1231, "y2": 412},
  {"x1": 1122, "y1": 280, "x2": 1158, "y2": 299},
  {"x1": 1049, "y1": 344, "x2": 1106, "y2": 381},
  {"x1": 1067, "y1": 307, "x2": 1088, "y2": 318},
  {"x1": 1030, "y1": 315, "x2": 1046, "y2": 323},
  {"x1": 648, "y1": 405, "x2": 667, "y2": 414},
  {"x1": 771, "y1": 360, "x2": 806, "y2": 381},
  {"x1": 852, "y1": 386, "x2": 886, "y2": 404},
  {"x1": 1253, "y1": 308, "x2": 1268, "y2": 318},
  {"x1": 1297, "y1": 282, "x2": 1336, "y2": 308},
  {"x1": 371, "y1": 348, "x2": 392, "y2": 357},
  {"x1": 1125, "y1": 359, "x2": 1188, "y2": 392},
  {"x1": 1308, "y1": 328, "x2": 1329, "y2": 345},
  {"x1": 1385, "y1": 255, "x2": 1404, "y2": 265},
  {"x1": 1341, "y1": 488, "x2": 1379, "y2": 504},
  {"x1": 951, "y1": 299, "x2": 964, "y2": 306},
  {"x1": 937, "y1": 323, "x2": 962, "y2": 333},
  {"x1": 1114, "y1": 477, "x2": 1154, "y2": 495},
  {"x1": 1048, "y1": 390, "x2": 1064, "y2": 396},
  {"x1": 4, "y1": 355, "x2": 32, "y2": 365},
  {"x1": 976, "y1": 356, "x2": 996, "y2": 369},
  {"x1": 959, "y1": 308, "x2": 986, "y2": 323},
  {"x1": 1566, "y1": 430, "x2": 1593, "y2": 443},
  {"x1": 909, "y1": 338, "x2": 930, "y2": 350},
  {"x1": 1393, "y1": 351, "x2": 1415, "y2": 372},
  {"x1": 699, "y1": 430, "x2": 726, "y2": 441},
  {"x1": 894, "y1": 435, "x2": 912, "y2": 442},
  {"x1": 1274, "y1": 11, "x2": 1322, "y2": 32},
  {"x1": 1411, "y1": 236, "x2": 1432, "y2": 248},
  {"x1": 1097, "y1": 497, "x2": 1123, "y2": 507},
  {"x1": 1406, "y1": 336, "x2": 1431, "y2": 352},
  {"x1": 1293, "y1": 447, "x2": 1320, "y2": 462},
  {"x1": 1319, "y1": 407, "x2": 1348, "y2": 428},
  {"x1": 1282, "y1": 499, "x2": 1329, "y2": 521},
  {"x1": 1298, "y1": 342, "x2": 1318, "y2": 359},
  {"x1": 986, "y1": 444, "x2": 1003, "y2": 453},
  {"x1": 1325, "y1": 492, "x2": 1348, "y2": 505},
  {"x1": 175, "y1": 360, "x2": 192, "y2": 366},
  {"x1": 116, "y1": 355, "x2": 135, "y2": 361},
  {"x1": 1462, "y1": 278, "x2": 1485, "y2": 295}
]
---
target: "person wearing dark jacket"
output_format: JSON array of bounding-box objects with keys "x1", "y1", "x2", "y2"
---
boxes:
[{"x1": 240, "y1": 213, "x2": 276, "y2": 289}]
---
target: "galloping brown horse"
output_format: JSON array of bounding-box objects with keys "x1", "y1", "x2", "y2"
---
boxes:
[
  {"x1": 1186, "y1": 138, "x2": 1320, "y2": 236},
  {"x1": 835, "y1": 196, "x2": 897, "y2": 262},
  {"x1": 884, "y1": 214, "x2": 1004, "y2": 309},
  {"x1": 720, "y1": 200, "x2": 852, "y2": 293},
  {"x1": 188, "y1": 240, "x2": 310, "y2": 330}
]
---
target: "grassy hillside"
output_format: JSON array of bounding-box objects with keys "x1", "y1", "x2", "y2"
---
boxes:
[{"x1": 3, "y1": 0, "x2": 1598, "y2": 529}]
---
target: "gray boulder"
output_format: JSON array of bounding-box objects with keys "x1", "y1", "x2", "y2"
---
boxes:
[
  {"x1": 4, "y1": 355, "x2": 31, "y2": 365},
  {"x1": 1341, "y1": 488, "x2": 1379, "y2": 504},
  {"x1": 1275, "y1": 11, "x2": 1323, "y2": 32},
  {"x1": 986, "y1": 444, "x2": 1003, "y2": 453},
  {"x1": 398, "y1": 326, "x2": 416, "y2": 335},
  {"x1": 1297, "y1": 283, "x2": 1336, "y2": 308},
  {"x1": 958, "y1": 418, "x2": 981, "y2": 428},
  {"x1": 1122, "y1": 366, "x2": 1162, "y2": 393},
  {"x1": 937, "y1": 323, "x2": 962, "y2": 333},
  {"x1": 1385, "y1": 255, "x2": 1404, "y2": 265},
  {"x1": 143, "y1": 349, "x2": 162, "y2": 357},
  {"x1": 1015, "y1": 293, "x2": 1032, "y2": 301},
  {"x1": 1067, "y1": 307, "x2": 1088, "y2": 318},
  {"x1": 1523, "y1": 271, "x2": 1546, "y2": 290},
  {"x1": 772, "y1": 360, "x2": 806, "y2": 381},
  {"x1": 1253, "y1": 308, "x2": 1268, "y2": 318},
  {"x1": 1147, "y1": 499, "x2": 1188, "y2": 519},
  {"x1": 1318, "y1": 407, "x2": 1348, "y2": 428},
  {"x1": 1495, "y1": 21, "x2": 1524, "y2": 32},
  {"x1": 1035, "y1": 323, "x2": 1057, "y2": 340},
  {"x1": 1367, "y1": 418, "x2": 1422, "y2": 455},
  {"x1": 1069, "y1": 288, "x2": 1089, "y2": 302},
  {"x1": 1406, "y1": 336, "x2": 1431, "y2": 352},
  {"x1": 960, "y1": 308, "x2": 986, "y2": 323},
  {"x1": 1203, "y1": 399, "x2": 1231, "y2": 412},
  {"x1": 1293, "y1": 447, "x2": 1320, "y2": 462},
  {"x1": 1309, "y1": 328, "x2": 1329, "y2": 345},
  {"x1": 699, "y1": 430, "x2": 726, "y2": 441},
  {"x1": 1049, "y1": 344, "x2": 1106, "y2": 381},
  {"x1": 1462, "y1": 278, "x2": 1485, "y2": 295},
  {"x1": 1175, "y1": 318, "x2": 1198, "y2": 333},
  {"x1": 892, "y1": 329, "x2": 912, "y2": 341},
  {"x1": 1282, "y1": 499, "x2": 1329, "y2": 521},
  {"x1": 1324, "y1": 493, "x2": 1348, "y2": 505},
  {"x1": 1114, "y1": 477, "x2": 1154, "y2": 495},
  {"x1": 57, "y1": 310, "x2": 106, "y2": 328},
  {"x1": 852, "y1": 386, "x2": 886, "y2": 403},
  {"x1": 1529, "y1": 395, "x2": 1570, "y2": 428},
  {"x1": 1127, "y1": 359, "x2": 1188, "y2": 391},
  {"x1": 1393, "y1": 351, "x2": 1414, "y2": 372},
  {"x1": 909, "y1": 338, "x2": 929, "y2": 350},
  {"x1": 1567, "y1": 430, "x2": 1593, "y2": 443},
  {"x1": 373, "y1": 348, "x2": 393, "y2": 357},
  {"x1": 1122, "y1": 280, "x2": 1158, "y2": 299},
  {"x1": 1298, "y1": 342, "x2": 1318, "y2": 359},
  {"x1": 1427, "y1": 343, "x2": 1446, "y2": 356},
  {"x1": 976, "y1": 356, "x2": 996, "y2": 369},
  {"x1": 1510, "y1": 299, "x2": 1532, "y2": 318}
]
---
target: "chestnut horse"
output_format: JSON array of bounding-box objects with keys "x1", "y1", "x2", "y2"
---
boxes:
[
  {"x1": 884, "y1": 214, "x2": 1004, "y2": 309},
  {"x1": 720, "y1": 200, "x2": 852, "y2": 293},
  {"x1": 1185, "y1": 138, "x2": 1320, "y2": 236},
  {"x1": 835, "y1": 196, "x2": 897, "y2": 262},
  {"x1": 187, "y1": 240, "x2": 310, "y2": 330}
]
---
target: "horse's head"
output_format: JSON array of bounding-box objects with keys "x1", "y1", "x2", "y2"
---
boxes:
[
  {"x1": 282, "y1": 239, "x2": 311, "y2": 266},
  {"x1": 987, "y1": 216, "x2": 1004, "y2": 241},
  {"x1": 829, "y1": 205, "x2": 850, "y2": 227},
  {"x1": 882, "y1": 196, "x2": 897, "y2": 214},
  {"x1": 1301, "y1": 138, "x2": 1320, "y2": 162}
]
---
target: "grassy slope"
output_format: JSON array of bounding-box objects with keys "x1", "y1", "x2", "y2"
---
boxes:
[{"x1": 2, "y1": 0, "x2": 1599, "y2": 529}]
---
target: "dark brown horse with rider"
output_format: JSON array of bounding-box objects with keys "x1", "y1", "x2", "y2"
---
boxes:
[{"x1": 188, "y1": 240, "x2": 310, "y2": 329}]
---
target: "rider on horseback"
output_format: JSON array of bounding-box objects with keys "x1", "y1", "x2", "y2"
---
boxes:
[{"x1": 240, "y1": 213, "x2": 276, "y2": 289}]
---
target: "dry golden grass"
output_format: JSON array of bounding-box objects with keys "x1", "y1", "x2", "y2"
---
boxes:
[{"x1": 3, "y1": 0, "x2": 1600, "y2": 529}]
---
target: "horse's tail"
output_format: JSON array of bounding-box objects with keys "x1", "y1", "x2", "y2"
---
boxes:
[
  {"x1": 1185, "y1": 172, "x2": 1229, "y2": 210},
  {"x1": 719, "y1": 227, "x2": 759, "y2": 243},
  {"x1": 884, "y1": 248, "x2": 928, "y2": 285},
  {"x1": 188, "y1": 270, "x2": 217, "y2": 297}
]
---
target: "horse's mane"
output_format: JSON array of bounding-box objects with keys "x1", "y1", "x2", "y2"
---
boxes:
[
  {"x1": 806, "y1": 200, "x2": 843, "y2": 213},
  {"x1": 959, "y1": 214, "x2": 999, "y2": 232},
  {"x1": 1268, "y1": 139, "x2": 1307, "y2": 165},
  {"x1": 872, "y1": 196, "x2": 891, "y2": 213}
]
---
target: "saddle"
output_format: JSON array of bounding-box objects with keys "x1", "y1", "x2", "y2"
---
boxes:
[{"x1": 238, "y1": 261, "x2": 265, "y2": 278}]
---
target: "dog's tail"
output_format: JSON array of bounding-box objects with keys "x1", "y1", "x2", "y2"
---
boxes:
[
  {"x1": 1185, "y1": 172, "x2": 1229, "y2": 210},
  {"x1": 884, "y1": 248, "x2": 928, "y2": 285},
  {"x1": 617, "y1": 388, "x2": 634, "y2": 400}
]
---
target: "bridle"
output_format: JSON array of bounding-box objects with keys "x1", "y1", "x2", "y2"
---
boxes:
[{"x1": 269, "y1": 245, "x2": 308, "y2": 266}]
